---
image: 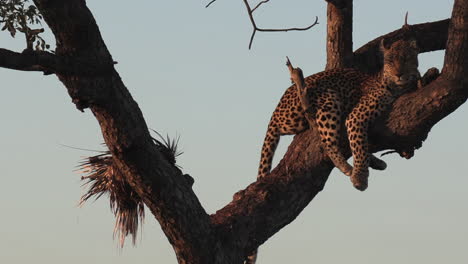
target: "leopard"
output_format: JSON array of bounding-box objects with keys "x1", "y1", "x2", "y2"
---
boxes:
[{"x1": 257, "y1": 38, "x2": 420, "y2": 191}]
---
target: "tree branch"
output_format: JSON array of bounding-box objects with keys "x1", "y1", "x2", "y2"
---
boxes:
[
  {"x1": 255, "y1": 19, "x2": 319, "y2": 32},
  {"x1": 1, "y1": 0, "x2": 465, "y2": 263},
  {"x1": 0, "y1": 48, "x2": 58, "y2": 74},
  {"x1": 251, "y1": 0, "x2": 270, "y2": 12},
  {"x1": 0, "y1": 48, "x2": 115, "y2": 76},
  {"x1": 442, "y1": 0, "x2": 468, "y2": 80},
  {"x1": 205, "y1": 0, "x2": 218, "y2": 8},
  {"x1": 325, "y1": 0, "x2": 353, "y2": 69},
  {"x1": 241, "y1": 0, "x2": 319, "y2": 49},
  {"x1": 354, "y1": 19, "x2": 450, "y2": 75},
  {"x1": 31, "y1": 0, "x2": 219, "y2": 262},
  {"x1": 212, "y1": 6, "x2": 466, "y2": 257},
  {"x1": 325, "y1": 0, "x2": 349, "y2": 9}
]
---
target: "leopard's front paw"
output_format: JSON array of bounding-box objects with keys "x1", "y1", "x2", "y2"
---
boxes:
[
  {"x1": 341, "y1": 164, "x2": 353, "y2": 177},
  {"x1": 351, "y1": 169, "x2": 369, "y2": 191}
]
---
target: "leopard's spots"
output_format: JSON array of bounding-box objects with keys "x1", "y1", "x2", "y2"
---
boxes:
[{"x1": 258, "y1": 39, "x2": 420, "y2": 191}]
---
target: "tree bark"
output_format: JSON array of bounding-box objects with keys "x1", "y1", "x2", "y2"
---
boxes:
[
  {"x1": 325, "y1": 0, "x2": 353, "y2": 69},
  {"x1": 32, "y1": 1, "x2": 219, "y2": 263},
  {"x1": 0, "y1": 0, "x2": 466, "y2": 263}
]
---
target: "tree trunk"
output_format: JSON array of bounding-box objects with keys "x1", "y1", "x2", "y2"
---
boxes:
[
  {"x1": 325, "y1": 0, "x2": 353, "y2": 69},
  {"x1": 0, "y1": 0, "x2": 466, "y2": 263}
]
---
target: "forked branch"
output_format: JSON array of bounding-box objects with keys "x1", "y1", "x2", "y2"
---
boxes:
[
  {"x1": 241, "y1": 0, "x2": 319, "y2": 49},
  {"x1": 251, "y1": 0, "x2": 270, "y2": 12},
  {"x1": 2, "y1": 0, "x2": 466, "y2": 263},
  {"x1": 205, "y1": 0, "x2": 319, "y2": 49}
]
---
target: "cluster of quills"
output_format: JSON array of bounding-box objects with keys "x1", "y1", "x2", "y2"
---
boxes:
[{"x1": 78, "y1": 130, "x2": 182, "y2": 246}]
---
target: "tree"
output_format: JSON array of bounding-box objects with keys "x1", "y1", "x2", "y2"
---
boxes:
[{"x1": 0, "y1": 0, "x2": 466, "y2": 263}]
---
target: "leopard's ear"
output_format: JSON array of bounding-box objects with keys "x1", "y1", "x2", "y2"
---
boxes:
[{"x1": 380, "y1": 38, "x2": 389, "y2": 52}]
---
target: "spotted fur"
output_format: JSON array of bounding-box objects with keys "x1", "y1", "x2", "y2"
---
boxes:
[{"x1": 258, "y1": 39, "x2": 420, "y2": 190}]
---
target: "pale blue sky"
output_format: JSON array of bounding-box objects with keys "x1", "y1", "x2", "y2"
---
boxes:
[{"x1": 1, "y1": 1, "x2": 466, "y2": 263}]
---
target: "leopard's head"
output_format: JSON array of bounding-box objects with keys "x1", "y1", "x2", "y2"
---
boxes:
[{"x1": 381, "y1": 38, "x2": 420, "y2": 92}]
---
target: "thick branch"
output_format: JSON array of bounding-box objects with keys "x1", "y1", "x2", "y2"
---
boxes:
[
  {"x1": 212, "y1": 3, "x2": 466, "y2": 257},
  {"x1": 376, "y1": 0, "x2": 468, "y2": 151},
  {"x1": 325, "y1": 0, "x2": 353, "y2": 69},
  {"x1": 1, "y1": 0, "x2": 464, "y2": 263},
  {"x1": 325, "y1": 0, "x2": 349, "y2": 9},
  {"x1": 0, "y1": 48, "x2": 115, "y2": 76},
  {"x1": 212, "y1": 130, "x2": 332, "y2": 256},
  {"x1": 0, "y1": 48, "x2": 58, "y2": 73},
  {"x1": 354, "y1": 19, "x2": 450, "y2": 75},
  {"x1": 31, "y1": 1, "x2": 217, "y2": 263},
  {"x1": 442, "y1": 0, "x2": 468, "y2": 80}
]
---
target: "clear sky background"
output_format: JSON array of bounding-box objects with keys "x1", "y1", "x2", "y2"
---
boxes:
[{"x1": 1, "y1": 0, "x2": 466, "y2": 263}]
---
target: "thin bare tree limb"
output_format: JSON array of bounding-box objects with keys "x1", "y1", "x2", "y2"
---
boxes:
[
  {"x1": 249, "y1": 29, "x2": 257, "y2": 50},
  {"x1": 286, "y1": 56, "x2": 308, "y2": 110},
  {"x1": 205, "y1": 0, "x2": 217, "y2": 8},
  {"x1": 242, "y1": 0, "x2": 319, "y2": 49},
  {"x1": 252, "y1": 0, "x2": 270, "y2": 12},
  {"x1": 255, "y1": 19, "x2": 319, "y2": 32}
]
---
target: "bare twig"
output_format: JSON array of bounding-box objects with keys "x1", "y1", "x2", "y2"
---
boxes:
[
  {"x1": 257, "y1": 18, "x2": 319, "y2": 32},
  {"x1": 380, "y1": 150, "x2": 398, "y2": 157},
  {"x1": 286, "y1": 56, "x2": 293, "y2": 71},
  {"x1": 252, "y1": 0, "x2": 270, "y2": 12},
  {"x1": 248, "y1": 29, "x2": 257, "y2": 49},
  {"x1": 402, "y1": 11, "x2": 410, "y2": 30},
  {"x1": 205, "y1": 0, "x2": 217, "y2": 8},
  {"x1": 241, "y1": 0, "x2": 319, "y2": 49},
  {"x1": 286, "y1": 56, "x2": 309, "y2": 115}
]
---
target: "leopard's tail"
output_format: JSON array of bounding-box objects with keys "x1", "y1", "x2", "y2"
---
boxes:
[{"x1": 257, "y1": 123, "x2": 280, "y2": 178}]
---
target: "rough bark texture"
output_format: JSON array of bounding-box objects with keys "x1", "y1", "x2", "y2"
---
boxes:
[
  {"x1": 1, "y1": 0, "x2": 467, "y2": 263},
  {"x1": 325, "y1": 0, "x2": 353, "y2": 69},
  {"x1": 32, "y1": 1, "x2": 218, "y2": 263}
]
